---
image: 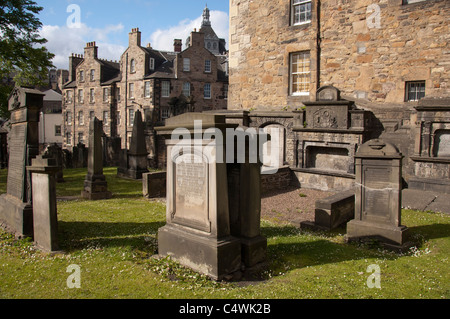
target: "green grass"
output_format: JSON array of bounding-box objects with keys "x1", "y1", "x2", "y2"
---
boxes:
[{"x1": 0, "y1": 167, "x2": 449, "y2": 299}]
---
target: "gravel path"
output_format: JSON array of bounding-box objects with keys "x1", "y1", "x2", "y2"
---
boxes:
[{"x1": 261, "y1": 187, "x2": 335, "y2": 225}]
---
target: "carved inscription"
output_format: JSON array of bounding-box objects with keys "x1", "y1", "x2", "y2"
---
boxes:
[
  {"x1": 363, "y1": 167, "x2": 391, "y2": 219},
  {"x1": 173, "y1": 153, "x2": 209, "y2": 231},
  {"x1": 6, "y1": 123, "x2": 27, "y2": 200}
]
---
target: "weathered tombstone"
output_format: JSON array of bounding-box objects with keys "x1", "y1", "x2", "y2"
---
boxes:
[
  {"x1": 27, "y1": 155, "x2": 60, "y2": 252},
  {"x1": 117, "y1": 110, "x2": 148, "y2": 179},
  {"x1": 155, "y1": 113, "x2": 267, "y2": 280},
  {"x1": 0, "y1": 87, "x2": 43, "y2": 237},
  {"x1": 142, "y1": 171, "x2": 166, "y2": 198},
  {"x1": 81, "y1": 117, "x2": 112, "y2": 200},
  {"x1": 43, "y1": 143, "x2": 64, "y2": 182},
  {"x1": 346, "y1": 139, "x2": 409, "y2": 249}
]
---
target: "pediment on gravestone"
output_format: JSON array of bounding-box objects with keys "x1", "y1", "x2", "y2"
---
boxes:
[
  {"x1": 8, "y1": 87, "x2": 44, "y2": 111},
  {"x1": 316, "y1": 86, "x2": 341, "y2": 102},
  {"x1": 355, "y1": 139, "x2": 403, "y2": 159}
]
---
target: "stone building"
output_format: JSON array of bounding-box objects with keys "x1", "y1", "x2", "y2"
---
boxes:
[
  {"x1": 228, "y1": 0, "x2": 449, "y2": 192},
  {"x1": 62, "y1": 6, "x2": 228, "y2": 154}
]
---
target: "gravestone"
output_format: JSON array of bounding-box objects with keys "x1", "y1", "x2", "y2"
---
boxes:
[
  {"x1": 142, "y1": 171, "x2": 166, "y2": 198},
  {"x1": 346, "y1": 139, "x2": 409, "y2": 249},
  {"x1": 27, "y1": 155, "x2": 60, "y2": 252},
  {"x1": 81, "y1": 117, "x2": 112, "y2": 200},
  {"x1": 117, "y1": 110, "x2": 148, "y2": 179},
  {"x1": 43, "y1": 143, "x2": 64, "y2": 182},
  {"x1": 0, "y1": 87, "x2": 43, "y2": 237},
  {"x1": 155, "y1": 113, "x2": 267, "y2": 280}
]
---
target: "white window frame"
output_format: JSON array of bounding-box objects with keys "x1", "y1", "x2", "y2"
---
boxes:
[
  {"x1": 204, "y1": 83, "x2": 211, "y2": 99},
  {"x1": 129, "y1": 109, "x2": 135, "y2": 126},
  {"x1": 89, "y1": 88, "x2": 95, "y2": 103},
  {"x1": 161, "y1": 81, "x2": 170, "y2": 97},
  {"x1": 292, "y1": 0, "x2": 312, "y2": 26},
  {"x1": 183, "y1": 58, "x2": 190, "y2": 72},
  {"x1": 290, "y1": 51, "x2": 310, "y2": 96},
  {"x1": 103, "y1": 111, "x2": 109, "y2": 126},
  {"x1": 78, "y1": 89, "x2": 84, "y2": 103},
  {"x1": 144, "y1": 81, "x2": 151, "y2": 98},
  {"x1": 405, "y1": 81, "x2": 426, "y2": 102},
  {"x1": 103, "y1": 87, "x2": 109, "y2": 103},
  {"x1": 78, "y1": 111, "x2": 84, "y2": 126},
  {"x1": 129, "y1": 83, "x2": 135, "y2": 99},
  {"x1": 130, "y1": 59, "x2": 136, "y2": 73},
  {"x1": 90, "y1": 69, "x2": 95, "y2": 81},
  {"x1": 205, "y1": 60, "x2": 211, "y2": 73},
  {"x1": 79, "y1": 70, "x2": 84, "y2": 82},
  {"x1": 182, "y1": 82, "x2": 191, "y2": 97},
  {"x1": 161, "y1": 108, "x2": 170, "y2": 119},
  {"x1": 54, "y1": 125, "x2": 61, "y2": 137},
  {"x1": 149, "y1": 57, "x2": 155, "y2": 71},
  {"x1": 78, "y1": 132, "x2": 84, "y2": 144}
]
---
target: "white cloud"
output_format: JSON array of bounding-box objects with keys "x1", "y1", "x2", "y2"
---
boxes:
[
  {"x1": 39, "y1": 23, "x2": 126, "y2": 70},
  {"x1": 148, "y1": 10, "x2": 229, "y2": 51}
]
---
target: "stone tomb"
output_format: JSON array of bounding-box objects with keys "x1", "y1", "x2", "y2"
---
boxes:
[
  {"x1": 346, "y1": 139, "x2": 409, "y2": 249},
  {"x1": 0, "y1": 87, "x2": 43, "y2": 237},
  {"x1": 155, "y1": 113, "x2": 267, "y2": 280},
  {"x1": 81, "y1": 117, "x2": 112, "y2": 200},
  {"x1": 292, "y1": 86, "x2": 370, "y2": 191}
]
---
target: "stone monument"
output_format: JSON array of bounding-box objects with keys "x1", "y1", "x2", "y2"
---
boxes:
[
  {"x1": 81, "y1": 117, "x2": 112, "y2": 200},
  {"x1": 117, "y1": 109, "x2": 149, "y2": 179},
  {"x1": 346, "y1": 139, "x2": 409, "y2": 249},
  {"x1": 0, "y1": 87, "x2": 43, "y2": 237},
  {"x1": 27, "y1": 155, "x2": 60, "y2": 252},
  {"x1": 155, "y1": 112, "x2": 267, "y2": 280}
]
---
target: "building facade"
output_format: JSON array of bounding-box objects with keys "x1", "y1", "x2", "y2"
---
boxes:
[
  {"x1": 62, "y1": 6, "x2": 228, "y2": 151},
  {"x1": 228, "y1": 0, "x2": 449, "y2": 192}
]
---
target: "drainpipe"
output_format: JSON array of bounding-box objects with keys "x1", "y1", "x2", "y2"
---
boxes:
[
  {"x1": 316, "y1": 0, "x2": 321, "y2": 92},
  {"x1": 125, "y1": 52, "x2": 128, "y2": 149}
]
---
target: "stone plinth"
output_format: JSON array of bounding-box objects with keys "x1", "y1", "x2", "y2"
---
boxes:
[
  {"x1": 346, "y1": 139, "x2": 409, "y2": 249},
  {"x1": 0, "y1": 87, "x2": 43, "y2": 238},
  {"x1": 81, "y1": 117, "x2": 112, "y2": 200},
  {"x1": 27, "y1": 156, "x2": 60, "y2": 252}
]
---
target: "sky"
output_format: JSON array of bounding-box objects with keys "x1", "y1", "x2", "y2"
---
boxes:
[{"x1": 36, "y1": 0, "x2": 230, "y2": 69}]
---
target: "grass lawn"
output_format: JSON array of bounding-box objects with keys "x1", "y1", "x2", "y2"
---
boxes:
[{"x1": 0, "y1": 167, "x2": 449, "y2": 299}]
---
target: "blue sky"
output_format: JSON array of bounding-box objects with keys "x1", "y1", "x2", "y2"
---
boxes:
[{"x1": 36, "y1": 0, "x2": 229, "y2": 69}]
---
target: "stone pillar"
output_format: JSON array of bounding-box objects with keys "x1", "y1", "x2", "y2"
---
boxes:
[
  {"x1": 27, "y1": 156, "x2": 60, "y2": 252},
  {"x1": 81, "y1": 117, "x2": 112, "y2": 200},
  {"x1": 346, "y1": 139, "x2": 409, "y2": 249},
  {"x1": 0, "y1": 87, "x2": 43, "y2": 237}
]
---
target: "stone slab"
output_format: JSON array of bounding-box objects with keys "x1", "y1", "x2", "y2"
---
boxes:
[{"x1": 401, "y1": 189, "x2": 437, "y2": 212}]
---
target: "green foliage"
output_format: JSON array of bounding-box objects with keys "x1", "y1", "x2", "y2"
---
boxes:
[{"x1": 0, "y1": 0, "x2": 55, "y2": 118}]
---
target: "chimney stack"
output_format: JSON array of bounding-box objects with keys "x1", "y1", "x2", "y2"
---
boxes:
[
  {"x1": 174, "y1": 39, "x2": 182, "y2": 53},
  {"x1": 84, "y1": 41, "x2": 98, "y2": 59},
  {"x1": 129, "y1": 28, "x2": 141, "y2": 47}
]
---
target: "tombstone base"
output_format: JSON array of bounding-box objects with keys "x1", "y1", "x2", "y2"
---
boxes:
[
  {"x1": 81, "y1": 178, "x2": 112, "y2": 200},
  {"x1": 240, "y1": 236, "x2": 267, "y2": 267},
  {"x1": 0, "y1": 194, "x2": 33, "y2": 238},
  {"x1": 158, "y1": 224, "x2": 242, "y2": 281},
  {"x1": 346, "y1": 220, "x2": 409, "y2": 247},
  {"x1": 117, "y1": 167, "x2": 148, "y2": 180},
  {"x1": 81, "y1": 190, "x2": 112, "y2": 200}
]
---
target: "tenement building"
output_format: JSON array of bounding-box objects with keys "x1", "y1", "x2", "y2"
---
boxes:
[
  {"x1": 228, "y1": 0, "x2": 450, "y2": 193},
  {"x1": 62, "y1": 5, "x2": 228, "y2": 154}
]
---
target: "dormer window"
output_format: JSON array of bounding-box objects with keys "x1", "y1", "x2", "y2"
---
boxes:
[{"x1": 149, "y1": 58, "x2": 155, "y2": 71}]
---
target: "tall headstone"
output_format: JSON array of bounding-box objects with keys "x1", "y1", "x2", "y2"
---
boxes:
[
  {"x1": 346, "y1": 139, "x2": 409, "y2": 249},
  {"x1": 0, "y1": 87, "x2": 43, "y2": 237},
  {"x1": 81, "y1": 117, "x2": 112, "y2": 200},
  {"x1": 117, "y1": 110, "x2": 148, "y2": 179},
  {"x1": 43, "y1": 143, "x2": 64, "y2": 182},
  {"x1": 27, "y1": 156, "x2": 60, "y2": 252}
]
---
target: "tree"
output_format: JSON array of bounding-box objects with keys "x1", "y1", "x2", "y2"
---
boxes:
[{"x1": 0, "y1": 0, "x2": 55, "y2": 118}]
